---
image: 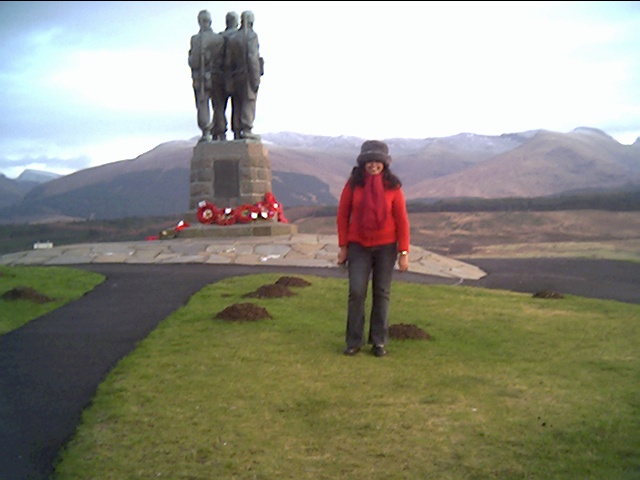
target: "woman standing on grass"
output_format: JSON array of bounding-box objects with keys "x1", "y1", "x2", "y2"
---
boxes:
[{"x1": 336, "y1": 140, "x2": 410, "y2": 357}]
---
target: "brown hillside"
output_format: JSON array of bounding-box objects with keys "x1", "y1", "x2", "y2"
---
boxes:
[
  {"x1": 3, "y1": 128, "x2": 639, "y2": 224},
  {"x1": 27, "y1": 140, "x2": 194, "y2": 199},
  {"x1": 404, "y1": 130, "x2": 640, "y2": 198}
]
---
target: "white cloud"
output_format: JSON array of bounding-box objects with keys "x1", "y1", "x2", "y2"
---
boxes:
[{"x1": 47, "y1": 48, "x2": 192, "y2": 113}]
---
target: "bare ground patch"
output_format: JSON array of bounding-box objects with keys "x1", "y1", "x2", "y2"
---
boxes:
[
  {"x1": 215, "y1": 303, "x2": 273, "y2": 322},
  {"x1": 2, "y1": 286, "x2": 53, "y2": 304},
  {"x1": 216, "y1": 276, "x2": 312, "y2": 322},
  {"x1": 389, "y1": 323, "x2": 432, "y2": 340}
]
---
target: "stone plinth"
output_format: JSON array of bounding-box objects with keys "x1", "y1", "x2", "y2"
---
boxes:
[
  {"x1": 189, "y1": 139, "x2": 272, "y2": 210},
  {"x1": 185, "y1": 139, "x2": 297, "y2": 237}
]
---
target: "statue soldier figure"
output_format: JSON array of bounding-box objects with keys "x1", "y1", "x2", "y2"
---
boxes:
[
  {"x1": 224, "y1": 10, "x2": 264, "y2": 140},
  {"x1": 220, "y1": 11, "x2": 239, "y2": 140},
  {"x1": 188, "y1": 10, "x2": 226, "y2": 142}
]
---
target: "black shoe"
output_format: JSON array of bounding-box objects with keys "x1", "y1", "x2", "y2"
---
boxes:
[
  {"x1": 343, "y1": 346, "x2": 361, "y2": 356},
  {"x1": 372, "y1": 345, "x2": 387, "y2": 357}
]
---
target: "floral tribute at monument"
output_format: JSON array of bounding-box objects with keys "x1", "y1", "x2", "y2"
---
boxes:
[{"x1": 196, "y1": 192, "x2": 289, "y2": 226}]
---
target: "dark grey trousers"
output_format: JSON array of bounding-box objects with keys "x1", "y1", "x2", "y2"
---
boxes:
[{"x1": 345, "y1": 242, "x2": 397, "y2": 348}]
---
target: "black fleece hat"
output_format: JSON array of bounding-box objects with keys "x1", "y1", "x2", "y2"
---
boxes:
[{"x1": 356, "y1": 140, "x2": 391, "y2": 166}]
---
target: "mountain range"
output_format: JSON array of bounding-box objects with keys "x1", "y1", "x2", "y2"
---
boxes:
[{"x1": 0, "y1": 127, "x2": 639, "y2": 224}]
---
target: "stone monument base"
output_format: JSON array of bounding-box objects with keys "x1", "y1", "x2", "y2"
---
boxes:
[
  {"x1": 189, "y1": 140, "x2": 273, "y2": 210},
  {"x1": 184, "y1": 139, "x2": 296, "y2": 238},
  {"x1": 177, "y1": 221, "x2": 298, "y2": 239}
]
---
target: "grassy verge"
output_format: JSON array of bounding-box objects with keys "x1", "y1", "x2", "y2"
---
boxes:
[
  {"x1": 0, "y1": 266, "x2": 105, "y2": 335},
  {"x1": 54, "y1": 273, "x2": 640, "y2": 479}
]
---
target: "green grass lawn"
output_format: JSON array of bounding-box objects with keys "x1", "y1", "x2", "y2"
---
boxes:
[
  {"x1": 50, "y1": 273, "x2": 639, "y2": 480},
  {"x1": 0, "y1": 265, "x2": 104, "y2": 335}
]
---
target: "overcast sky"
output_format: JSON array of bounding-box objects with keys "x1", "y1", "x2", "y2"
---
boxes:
[{"x1": 1, "y1": 1, "x2": 639, "y2": 178}]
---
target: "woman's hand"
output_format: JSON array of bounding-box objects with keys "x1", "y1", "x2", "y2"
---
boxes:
[
  {"x1": 337, "y1": 245, "x2": 348, "y2": 266},
  {"x1": 397, "y1": 252, "x2": 409, "y2": 272}
]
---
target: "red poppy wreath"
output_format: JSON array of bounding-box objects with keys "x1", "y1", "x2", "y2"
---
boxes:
[
  {"x1": 196, "y1": 201, "x2": 217, "y2": 224},
  {"x1": 195, "y1": 193, "x2": 288, "y2": 226}
]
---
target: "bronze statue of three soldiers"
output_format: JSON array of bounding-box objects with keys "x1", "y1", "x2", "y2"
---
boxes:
[{"x1": 189, "y1": 10, "x2": 263, "y2": 143}]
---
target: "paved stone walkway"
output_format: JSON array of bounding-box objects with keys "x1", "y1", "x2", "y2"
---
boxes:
[{"x1": 0, "y1": 234, "x2": 486, "y2": 280}]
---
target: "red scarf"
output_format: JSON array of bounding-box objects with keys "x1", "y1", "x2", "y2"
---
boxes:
[{"x1": 359, "y1": 173, "x2": 388, "y2": 240}]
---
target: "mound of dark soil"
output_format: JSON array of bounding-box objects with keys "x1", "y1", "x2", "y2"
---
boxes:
[
  {"x1": 275, "y1": 276, "x2": 312, "y2": 287},
  {"x1": 243, "y1": 284, "x2": 296, "y2": 299},
  {"x1": 389, "y1": 323, "x2": 431, "y2": 340},
  {"x1": 2, "y1": 286, "x2": 52, "y2": 304},
  {"x1": 532, "y1": 290, "x2": 564, "y2": 299},
  {"x1": 215, "y1": 303, "x2": 273, "y2": 322}
]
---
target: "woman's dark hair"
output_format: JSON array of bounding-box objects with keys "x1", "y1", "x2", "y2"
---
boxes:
[{"x1": 348, "y1": 165, "x2": 402, "y2": 189}]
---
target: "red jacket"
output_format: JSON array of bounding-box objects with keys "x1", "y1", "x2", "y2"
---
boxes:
[{"x1": 337, "y1": 181, "x2": 410, "y2": 252}]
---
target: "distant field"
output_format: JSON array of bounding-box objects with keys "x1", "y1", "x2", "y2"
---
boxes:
[
  {"x1": 0, "y1": 215, "x2": 179, "y2": 255},
  {"x1": 1, "y1": 210, "x2": 639, "y2": 262},
  {"x1": 292, "y1": 209, "x2": 640, "y2": 262}
]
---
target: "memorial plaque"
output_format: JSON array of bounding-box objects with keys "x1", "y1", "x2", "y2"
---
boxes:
[{"x1": 214, "y1": 160, "x2": 239, "y2": 197}]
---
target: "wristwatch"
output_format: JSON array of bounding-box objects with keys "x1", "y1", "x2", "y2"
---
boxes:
[{"x1": 399, "y1": 251, "x2": 408, "y2": 256}]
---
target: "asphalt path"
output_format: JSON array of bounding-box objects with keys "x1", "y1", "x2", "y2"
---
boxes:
[
  {"x1": 464, "y1": 257, "x2": 640, "y2": 305},
  {"x1": 1, "y1": 259, "x2": 638, "y2": 479}
]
